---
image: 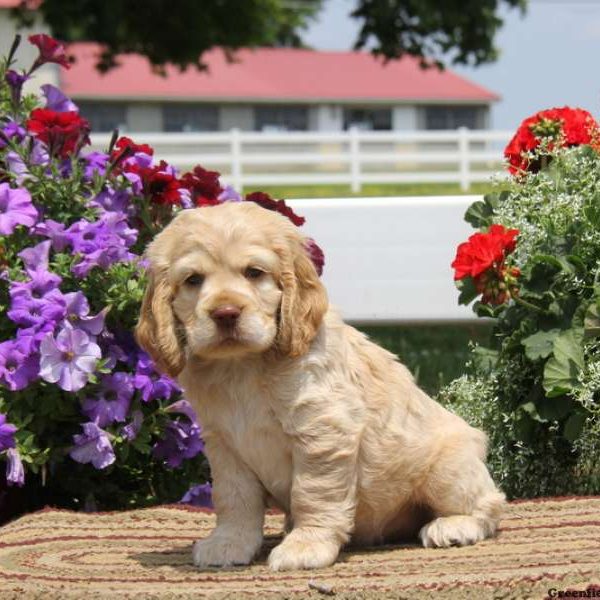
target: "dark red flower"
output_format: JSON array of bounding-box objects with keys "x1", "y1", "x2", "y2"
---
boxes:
[
  {"x1": 505, "y1": 106, "x2": 599, "y2": 175},
  {"x1": 304, "y1": 238, "x2": 325, "y2": 276},
  {"x1": 126, "y1": 160, "x2": 183, "y2": 205},
  {"x1": 179, "y1": 165, "x2": 223, "y2": 207},
  {"x1": 245, "y1": 192, "x2": 305, "y2": 226},
  {"x1": 452, "y1": 224, "x2": 519, "y2": 281},
  {"x1": 28, "y1": 34, "x2": 71, "y2": 70},
  {"x1": 112, "y1": 136, "x2": 154, "y2": 158},
  {"x1": 26, "y1": 108, "x2": 90, "y2": 158}
]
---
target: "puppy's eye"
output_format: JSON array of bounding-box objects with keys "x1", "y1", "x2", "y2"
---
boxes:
[
  {"x1": 184, "y1": 273, "x2": 204, "y2": 287},
  {"x1": 244, "y1": 267, "x2": 265, "y2": 280}
]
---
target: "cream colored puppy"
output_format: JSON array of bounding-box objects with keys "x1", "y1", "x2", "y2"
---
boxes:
[{"x1": 136, "y1": 202, "x2": 505, "y2": 571}]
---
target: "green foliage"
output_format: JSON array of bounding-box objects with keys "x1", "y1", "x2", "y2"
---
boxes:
[
  {"x1": 352, "y1": 0, "x2": 526, "y2": 68},
  {"x1": 438, "y1": 146, "x2": 600, "y2": 498},
  {"x1": 13, "y1": 0, "x2": 524, "y2": 71},
  {"x1": 14, "y1": 0, "x2": 323, "y2": 72}
]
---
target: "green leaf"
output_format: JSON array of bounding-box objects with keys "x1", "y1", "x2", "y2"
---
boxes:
[
  {"x1": 471, "y1": 346, "x2": 498, "y2": 373},
  {"x1": 464, "y1": 193, "x2": 498, "y2": 228},
  {"x1": 456, "y1": 277, "x2": 478, "y2": 306},
  {"x1": 543, "y1": 328, "x2": 584, "y2": 397},
  {"x1": 563, "y1": 411, "x2": 587, "y2": 442},
  {"x1": 522, "y1": 329, "x2": 561, "y2": 361},
  {"x1": 537, "y1": 395, "x2": 577, "y2": 421}
]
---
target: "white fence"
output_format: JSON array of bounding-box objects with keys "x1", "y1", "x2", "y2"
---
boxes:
[
  {"x1": 90, "y1": 129, "x2": 512, "y2": 192},
  {"x1": 287, "y1": 196, "x2": 475, "y2": 324}
]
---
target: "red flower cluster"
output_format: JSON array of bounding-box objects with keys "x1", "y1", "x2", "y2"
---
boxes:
[
  {"x1": 112, "y1": 136, "x2": 154, "y2": 159},
  {"x1": 126, "y1": 160, "x2": 182, "y2": 205},
  {"x1": 26, "y1": 108, "x2": 90, "y2": 158},
  {"x1": 452, "y1": 224, "x2": 519, "y2": 305},
  {"x1": 180, "y1": 166, "x2": 223, "y2": 207},
  {"x1": 245, "y1": 191, "x2": 306, "y2": 226},
  {"x1": 28, "y1": 34, "x2": 71, "y2": 70},
  {"x1": 504, "y1": 107, "x2": 599, "y2": 174}
]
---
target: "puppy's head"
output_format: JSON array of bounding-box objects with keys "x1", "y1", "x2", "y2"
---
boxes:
[{"x1": 135, "y1": 202, "x2": 328, "y2": 376}]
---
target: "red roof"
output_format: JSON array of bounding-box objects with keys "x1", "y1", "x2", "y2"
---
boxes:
[{"x1": 61, "y1": 44, "x2": 498, "y2": 104}]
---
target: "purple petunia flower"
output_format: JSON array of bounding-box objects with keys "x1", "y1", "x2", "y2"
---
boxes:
[
  {"x1": 6, "y1": 448, "x2": 25, "y2": 487},
  {"x1": 89, "y1": 186, "x2": 131, "y2": 215},
  {"x1": 16, "y1": 322, "x2": 55, "y2": 354},
  {"x1": 10, "y1": 273, "x2": 62, "y2": 307},
  {"x1": 41, "y1": 84, "x2": 78, "y2": 112},
  {"x1": 39, "y1": 325, "x2": 101, "y2": 392},
  {"x1": 65, "y1": 213, "x2": 137, "y2": 278},
  {"x1": 7, "y1": 290, "x2": 66, "y2": 329},
  {"x1": 82, "y1": 372, "x2": 134, "y2": 427},
  {"x1": 81, "y1": 151, "x2": 109, "y2": 180},
  {"x1": 166, "y1": 398, "x2": 198, "y2": 423},
  {"x1": 122, "y1": 409, "x2": 143, "y2": 441},
  {"x1": 0, "y1": 339, "x2": 39, "y2": 391},
  {"x1": 133, "y1": 351, "x2": 180, "y2": 402},
  {"x1": 0, "y1": 183, "x2": 38, "y2": 235},
  {"x1": 33, "y1": 219, "x2": 70, "y2": 251},
  {"x1": 63, "y1": 291, "x2": 107, "y2": 336},
  {"x1": 152, "y1": 418, "x2": 204, "y2": 469},
  {"x1": 218, "y1": 185, "x2": 242, "y2": 203},
  {"x1": 18, "y1": 240, "x2": 53, "y2": 274},
  {"x1": 5, "y1": 70, "x2": 29, "y2": 106},
  {"x1": 0, "y1": 413, "x2": 17, "y2": 451},
  {"x1": 69, "y1": 422, "x2": 115, "y2": 469},
  {"x1": 180, "y1": 482, "x2": 213, "y2": 508},
  {"x1": 0, "y1": 120, "x2": 26, "y2": 149}
]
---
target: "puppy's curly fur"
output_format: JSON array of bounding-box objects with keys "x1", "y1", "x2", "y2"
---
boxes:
[{"x1": 136, "y1": 202, "x2": 505, "y2": 571}]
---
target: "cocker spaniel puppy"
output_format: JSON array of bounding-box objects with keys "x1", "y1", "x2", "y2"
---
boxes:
[{"x1": 136, "y1": 202, "x2": 505, "y2": 571}]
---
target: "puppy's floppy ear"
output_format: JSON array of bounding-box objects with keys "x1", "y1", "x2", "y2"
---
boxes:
[
  {"x1": 277, "y1": 237, "x2": 328, "y2": 357},
  {"x1": 135, "y1": 268, "x2": 186, "y2": 378}
]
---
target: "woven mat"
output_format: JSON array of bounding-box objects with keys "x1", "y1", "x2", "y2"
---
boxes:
[{"x1": 0, "y1": 497, "x2": 598, "y2": 599}]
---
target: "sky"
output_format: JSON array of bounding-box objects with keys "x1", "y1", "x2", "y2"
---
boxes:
[{"x1": 303, "y1": 0, "x2": 600, "y2": 130}]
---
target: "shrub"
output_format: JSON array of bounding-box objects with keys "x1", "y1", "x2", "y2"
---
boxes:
[{"x1": 439, "y1": 108, "x2": 600, "y2": 498}]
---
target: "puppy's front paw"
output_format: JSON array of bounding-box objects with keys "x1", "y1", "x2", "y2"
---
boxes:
[
  {"x1": 268, "y1": 527, "x2": 340, "y2": 571},
  {"x1": 192, "y1": 530, "x2": 262, "y2": 568}
]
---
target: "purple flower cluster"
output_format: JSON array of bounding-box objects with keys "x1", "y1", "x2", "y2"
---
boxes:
[{"x1": 153, "y1": 400, "x2": 204, "y2": 468}]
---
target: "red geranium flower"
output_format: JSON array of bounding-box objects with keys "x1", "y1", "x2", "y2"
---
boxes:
[
  {"x1": 452, "y1": 224, "x2": 518, "y2": 281},
  {"x1": 126, "y1": 160, "x2": 183, "y2": 205},
  {"x1": 26, "y1": 108, "x2": 90, "y2": 158},
  {"x1": 179, "y1": 166, "x2": 223, "y2": 207},
  {"x1": 505, "y1": 106, "x2": 599, "y2": 175},
  {"x1": 245, "y1": 192, "x2": 305, "y2": 226},
  {"x1": 28, "y1": 34, "x2": 71, "y2": 70}
]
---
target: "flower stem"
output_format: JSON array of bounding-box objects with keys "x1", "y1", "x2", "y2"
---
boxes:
[{"x1": 512, "y1": 294, "x2": 547, "y2": 314}]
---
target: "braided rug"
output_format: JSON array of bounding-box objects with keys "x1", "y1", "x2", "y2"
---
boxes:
[{"x1": 0, "y1": 496, "x2": 598, "y2": 599}]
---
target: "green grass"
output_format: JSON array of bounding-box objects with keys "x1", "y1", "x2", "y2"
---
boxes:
[
  {"x1": 358, "y1": 324, "x2": 492, "y2": 397},
  {"x1": 256, "y1": 182, "x2": 494, "y2": 199}
]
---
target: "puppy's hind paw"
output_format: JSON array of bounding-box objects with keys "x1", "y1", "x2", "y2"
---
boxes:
[{"x1": 419, "y1": 515, "x2": 489, "y2": 549}]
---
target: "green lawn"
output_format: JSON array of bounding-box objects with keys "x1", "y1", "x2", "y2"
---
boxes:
[
  {"x1": 359, "y1": 324, "x2": 492, "y2": 397},
  {"x1": 256, "y1": 182, "x2": 494, "y2": 199}
]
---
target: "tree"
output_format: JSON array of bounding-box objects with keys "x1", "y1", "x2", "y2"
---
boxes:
[{"x1": 12, "y1": 0, "x2": 526, "y2": 72}]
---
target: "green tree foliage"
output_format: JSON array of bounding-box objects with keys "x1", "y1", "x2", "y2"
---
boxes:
[{"x1": 11, "y1": 0, "x2": 525, "y2": 72}]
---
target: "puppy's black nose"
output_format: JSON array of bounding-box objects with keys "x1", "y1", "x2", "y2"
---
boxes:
[{"x1": 210, "y1": 305, "x2": 241, "y2": 327}]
